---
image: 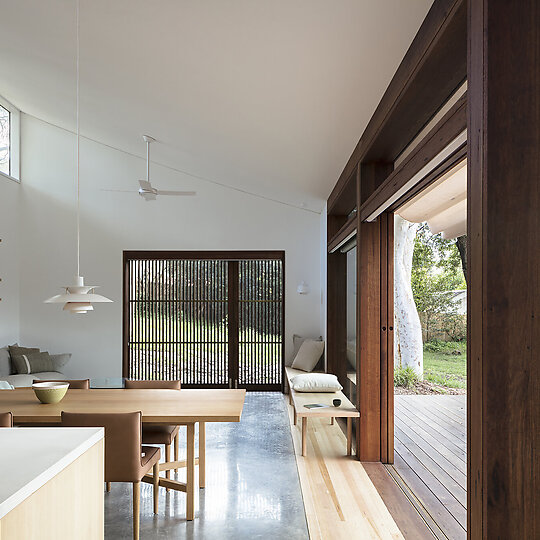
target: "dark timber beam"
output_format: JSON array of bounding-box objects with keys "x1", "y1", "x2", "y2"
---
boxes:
[
  {"x1": 468, "y1": 1, "x2": 540, "y2": 538},
  {"x1": 360, "y1": 94, "x2": 466, "y2": 222},
  {"x1": 333, "y1": 0, "x2": 466, "y2": 197}
]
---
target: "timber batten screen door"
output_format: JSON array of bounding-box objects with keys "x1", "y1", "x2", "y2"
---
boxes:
[{"x1": 123, "y1": 251, "x2": 285, "y2": 390}]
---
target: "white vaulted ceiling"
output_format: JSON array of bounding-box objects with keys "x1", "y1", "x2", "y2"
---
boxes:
[{"x1": 0, "y1": 0, "x2": 433, "y2": 211}]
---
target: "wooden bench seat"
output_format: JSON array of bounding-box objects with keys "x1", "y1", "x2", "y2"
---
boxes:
[{"x1": 285, "y1": 367, "x2": 360, "y2": 457}]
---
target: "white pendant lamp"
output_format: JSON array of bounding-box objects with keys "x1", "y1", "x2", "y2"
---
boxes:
[{"x1": 44, "y1": 0, "x2": 112, "y2": 314}]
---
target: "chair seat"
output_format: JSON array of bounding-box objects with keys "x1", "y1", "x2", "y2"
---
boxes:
[
  {"x1": 141, "y1": 445, "x2": 161, "y2": 471},
  {"x1": 142, "y1": 424, "x2": 180, "y2": 445}
]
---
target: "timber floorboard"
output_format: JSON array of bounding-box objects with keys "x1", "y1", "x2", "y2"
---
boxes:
[
  {"x1": 393, "y1": 395, "x2": 466, "y2": 540},
  {"x1": 285, "y1": 396, "x2": 433, "y2": 540}
]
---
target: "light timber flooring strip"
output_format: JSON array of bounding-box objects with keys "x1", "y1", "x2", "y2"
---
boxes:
[{"x1": 286, "y1": 396, "x2": 415, "y2": 540}]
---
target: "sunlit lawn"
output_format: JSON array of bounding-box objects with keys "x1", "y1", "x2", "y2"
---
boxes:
[{"x1": 423, "y1": 341, "x2": 466, "y2": 389}]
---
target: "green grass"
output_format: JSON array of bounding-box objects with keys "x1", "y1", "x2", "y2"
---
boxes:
[{"x1": 423, "y1": 340, "x2": 466, "y2": 389}]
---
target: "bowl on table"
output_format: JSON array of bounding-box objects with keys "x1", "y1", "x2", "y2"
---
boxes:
[{"x1": 32, "y1": 382, "x2": 69, "y2": 404}]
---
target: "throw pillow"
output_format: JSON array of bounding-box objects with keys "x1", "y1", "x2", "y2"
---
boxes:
[
  {"x1": 0, "y1": 347, "x2": 11, "y2": 377},
  {"x1": 50, "y1": 353, "x2": 72, "y2": 371},
  {"x1": 290, "y1": 373, "x2": 343, "y2": 393},
  {"x1": 290, "y1": 334, "x2": 324, "y2": 369},
  {"x1": 12, "y1": 351, "x2": 54, "y2": 375},
  {"x1": 9, "y1": 345, "x2": 40, "y2": 373},
  {"x1": 291, "y1": 339, "x2": 325, "y2": 372}
]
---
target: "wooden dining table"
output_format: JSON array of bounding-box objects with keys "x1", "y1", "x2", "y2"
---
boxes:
[{"x1": 0, "y1": 388, "x2": 246, "y2": 520}]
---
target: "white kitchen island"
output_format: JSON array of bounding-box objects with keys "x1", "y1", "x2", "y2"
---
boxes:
[{"x1": 0, "y1": 427, "x2": 104, "y2": 540}]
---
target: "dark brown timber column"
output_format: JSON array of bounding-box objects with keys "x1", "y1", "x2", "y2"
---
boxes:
[
  {"x1": 468, "y1": 1, "x2": 540, "y2": 538},
  {"x1": 327, "y1": 252, "x2": 347, "y2": 389}
]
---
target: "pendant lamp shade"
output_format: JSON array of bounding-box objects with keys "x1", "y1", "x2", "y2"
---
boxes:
[
  {"x1": 45, "y1": 276, "x2": 112, "y2": 314},
  {"x1": 44, "y1": 0, "x2": 112, "y2": 314}
]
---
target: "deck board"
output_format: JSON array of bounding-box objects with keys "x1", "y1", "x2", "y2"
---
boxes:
[{"x1": 393, "y1": 395, "x2": 466, "y2": 540}]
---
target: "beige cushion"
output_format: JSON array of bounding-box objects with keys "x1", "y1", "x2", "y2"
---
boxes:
[
  {"x1": 290, "y1": 373, "x2": 342, "y2": 393},
  {"x1": 291, "y1": 339, "x2": 325, "y2": 372}
]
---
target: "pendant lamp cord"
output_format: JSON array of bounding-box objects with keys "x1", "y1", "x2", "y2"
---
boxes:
[
  {"x1": 146, "y1": 139, "x2": 150, "y2": 182},
  {"x1": 76, "y1": 0, "x2": 80, "y2": 278}
]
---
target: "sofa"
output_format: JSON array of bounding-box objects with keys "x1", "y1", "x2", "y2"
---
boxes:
[{"x1": 0, "y1": 345, "x2": 71, "y2": 388}]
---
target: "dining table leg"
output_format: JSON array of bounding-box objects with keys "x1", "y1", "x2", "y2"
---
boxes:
[
  {"x1": 174, "y1": 432, "x2": 179, "y2": 472},
  {"x1": 186, "y1": 422, "x2": 195, "y2": 520},
  {"x1": 199, "y1": 422, "x2": 206, "y2": 489}
]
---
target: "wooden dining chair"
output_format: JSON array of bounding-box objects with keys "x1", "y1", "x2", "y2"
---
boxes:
[
  {"x1": 124, "y1": 380, "x2": 181, "y2": 489},
  {"x1": 62, "y1": 411, "x2": 160, "y2": 540},
  {"x1": 0, "y1": 412, "x2": 13, "y2": 427},
  {"x1": 33, "y1": 379, "x2": 90, "y2": 389}
]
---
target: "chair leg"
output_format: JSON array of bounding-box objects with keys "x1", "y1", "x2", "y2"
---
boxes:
[
  {"x1": 106, "y1": 482, "x2": 111, "y2": 492},
  {"x1": 165, "y1": 444, "x2": 171, "y2": 491},
  {"x1": 153, "y1": 461, "x2": 159, "y2": 514},
  {"x1": 133, "y1": 481, "x2": 140, "y2": 540},
  {"x1": 174, "y1": 433, "x2": 179, "y2": 473},
  {"x1": 199, "y1": 422, "x2": 206, "y2": 489}
]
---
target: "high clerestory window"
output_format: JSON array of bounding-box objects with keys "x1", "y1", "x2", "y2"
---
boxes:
[{"x1": 0, "y1": 96, "x2": 20, "y2": 182}]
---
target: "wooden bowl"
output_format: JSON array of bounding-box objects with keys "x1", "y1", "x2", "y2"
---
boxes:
[{"x1": 32, "y1": 382, "x2": 69, "y2": 404}]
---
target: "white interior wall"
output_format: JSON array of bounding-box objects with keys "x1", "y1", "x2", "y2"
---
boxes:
[
  {"x1": 17, "y1": 114, "x2": 323, "y2": 378},
  {"x1": 0, "y1": 176, "x2": 20, "y2": 345}
]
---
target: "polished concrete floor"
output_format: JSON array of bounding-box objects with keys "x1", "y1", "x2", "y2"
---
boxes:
[{"x1": 104, "y1": 392, "x2": 309, "y2": 539}]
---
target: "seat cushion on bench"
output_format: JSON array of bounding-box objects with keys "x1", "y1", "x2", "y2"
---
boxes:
[{"x1": 290, "y1": 373, "x2": 343, "y2": 393}]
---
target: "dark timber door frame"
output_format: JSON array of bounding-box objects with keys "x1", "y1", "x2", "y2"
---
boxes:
[{"x1": 123, "y1": 251, "x2": 285, "y2": 391}]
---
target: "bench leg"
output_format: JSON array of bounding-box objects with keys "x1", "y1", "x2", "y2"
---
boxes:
[
  {"x1": 294, "y1": 409, "x2": 297, "y2": 426},
  {"x1": 302, "y1": 417, "x2": 307, "y2": 457},
  {"x1": 331, "y1": 417, "x2": 334, "y2": 425},
  {"x1": 347, "y1": 417, "x2": 352, "y2": 456}
]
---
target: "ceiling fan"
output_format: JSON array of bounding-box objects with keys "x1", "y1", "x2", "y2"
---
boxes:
[{"x1": 103, "y1": 135, "x2": 196, "y2": 201}]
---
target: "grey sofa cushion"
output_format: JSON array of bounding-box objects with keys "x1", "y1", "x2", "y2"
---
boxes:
[
  {"x1": 9, "y1": 345, "x2": 40, "y2": 372},
  {"x1": 50, "y1": 353, "x2": 72, "y2": 371},
  {"x1": 12, "y1": 351, "x2": 54, "y2": 374},
  {"x1": 0, "y1": 347, "x2": 11, "y2": 377}
]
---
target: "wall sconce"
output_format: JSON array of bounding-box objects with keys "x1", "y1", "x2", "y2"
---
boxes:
[{"x1": 297, "y1": 281, "x2": 310, "y2": 295}]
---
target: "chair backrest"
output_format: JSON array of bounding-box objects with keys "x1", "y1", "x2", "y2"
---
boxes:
[
  {"x1": 0, "y1": 412, "x2": 13, "y2": 427},
  {"x1": 125, "y1": 379, "x2": 181, "y2": 390},
  {"x1": 33, "y1": 379, "x2": 90, "y2": 389},
  {"x1": 62, "y1": 411, "x2": 143, "y2": 482}
]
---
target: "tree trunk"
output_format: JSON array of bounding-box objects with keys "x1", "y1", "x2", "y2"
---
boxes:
[
  {"x1": 394, "y1": 215, "x2": 423, "y2": 377},
  {"x1": 456, "y1": 235, "x2": 467, "y2": 284}
]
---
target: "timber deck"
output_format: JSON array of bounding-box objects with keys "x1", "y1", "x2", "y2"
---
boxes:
[{"x1": 392, "y1": 394, "x2": 466, "y2": 540}]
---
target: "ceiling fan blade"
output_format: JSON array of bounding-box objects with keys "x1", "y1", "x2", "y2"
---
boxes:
[
  {"x1": 139, "y1": 180, "x2": 153, "y2": 191},
  {"x1": 99, "y1": 189, "x2": 137, "y2": 193},
  {"x1": 156, "y1": 190, "x2": 197, "y2": 196},
  {"x1": 140, "y1": 192, "x2": 157, "y2": 201}
]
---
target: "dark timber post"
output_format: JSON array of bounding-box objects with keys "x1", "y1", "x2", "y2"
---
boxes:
[
  {"x1": 468, "y1": 1, "x2": 540, "y2": 538},
  {"x1": 227, "y1": 261, "x2": 239, "y2": 389}
]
